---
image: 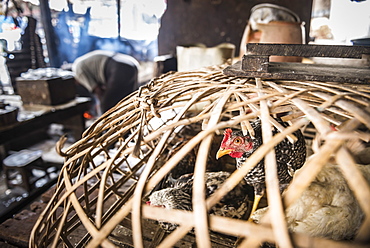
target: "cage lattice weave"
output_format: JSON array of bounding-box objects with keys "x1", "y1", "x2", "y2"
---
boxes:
[{"x1": 30, "y1": 64, "x2": 370, "y2": 248}]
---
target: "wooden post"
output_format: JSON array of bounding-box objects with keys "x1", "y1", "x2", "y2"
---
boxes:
[{"x1": 38, "y1": 0, "x2": 60, "y2": 67}]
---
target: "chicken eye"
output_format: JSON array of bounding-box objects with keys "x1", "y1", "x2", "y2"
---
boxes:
[{"x1": 233, "y1": 137, "x2": 243, "y2": 145}]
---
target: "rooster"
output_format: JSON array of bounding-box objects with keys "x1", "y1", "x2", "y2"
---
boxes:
[
  {"x1": 147, "y1": 171, "x2": 250, "y2": 232},
  {"x1": 216, "y1": 118, "x2": 306, "y2": 219}
]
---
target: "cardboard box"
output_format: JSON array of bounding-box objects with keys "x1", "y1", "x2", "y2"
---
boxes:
[{"x1": 16, "y1": 76, "x2": 76, "y2": 105}]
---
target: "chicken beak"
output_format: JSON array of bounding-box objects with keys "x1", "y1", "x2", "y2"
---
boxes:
[{"x1": 216, "y1": 148, "x2": 233, "y2": 159}]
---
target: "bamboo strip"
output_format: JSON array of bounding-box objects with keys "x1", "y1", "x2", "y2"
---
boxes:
[
  {"x1": 284, "y1": 117, "x2": 363, "y2": 208},
  {"x1": 257, "y1": 77, "x2": 293, "y2": 248},
  {"x1": 30, "y1": 64, "x2": 370, "y2": 248},
  {"x1": 336, "y1": 147, "x2": 370, "y2": 243}
]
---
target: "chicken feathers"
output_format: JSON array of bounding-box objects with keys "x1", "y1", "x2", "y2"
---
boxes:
[
  {"x1": 147, "y1": 171, "x2": 250, "y2": 232},
  {"x1": 252, "y1": 162, "x2": 370, "y2": 241},
  {"x1": 216, "y1": 118, "x2": 306, "y2": 219},
  {"x1": 217, "y1": 118, "x2": 306, "y2": 195}
]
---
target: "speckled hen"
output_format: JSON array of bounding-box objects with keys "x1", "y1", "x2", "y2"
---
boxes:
[
  {"x1": 147, "y1": 171, "x2": 250, "y2": 232},
  {"x1": 216, "y1": 118, "x2": 306, "y2": 219}
]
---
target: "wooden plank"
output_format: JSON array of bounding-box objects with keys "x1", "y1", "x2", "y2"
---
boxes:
[
  {"x1": 223, "y1": 60, "x2": 370, "y2": 84},
  {"x1": 245, "y1": 43, "x2": 370, "y2": 58},
  {"x1": 242, "y1": 55, "x2": 269, "y2": 72},
  {"x1": 0, "y1": 202, "x2": 47, "y2": 248},
  {"x1": 108, "y1": 214, "x2": 238, "y2": 247},
  {"x1": 0, "y1": 97, "x2": 91, "y2": 144},
  {"x1": 0, "y1": 241, "x2": 18, "y2": 248}
]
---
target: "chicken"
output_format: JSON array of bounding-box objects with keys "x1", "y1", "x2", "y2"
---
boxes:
[
  {"x1": 216, "y1": 118, "x2": 306, "y2": 219},
  {"x1": 147, "y1": 171, "x2": 250, "y2": 232},
  {"x1": 252, "y1": 162, "x2": 370, "y2": 241},
  {"x1": 153, "y1": 124, "x2": 223, "y2": 192}
]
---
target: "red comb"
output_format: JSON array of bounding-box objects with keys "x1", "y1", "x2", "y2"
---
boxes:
[
  {"x1": 330, "y1": 124, "x2": 338, "y2": 131},
  {"x1": 224, "y1": 128, "x2": 232, "y2": 135},
  {"x1": 221, "y1": 129, "x2": 233, "y2": 146}
]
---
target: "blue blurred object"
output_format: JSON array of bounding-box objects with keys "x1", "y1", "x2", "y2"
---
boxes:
[
  {"x1": 351, "y1": 36, "x2": 370, "y2": 46},
  {"x1": 0, "y1": 16, "x2": 15, "y2": 33}
]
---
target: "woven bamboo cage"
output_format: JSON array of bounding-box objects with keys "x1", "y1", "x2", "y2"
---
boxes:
[{"x1": 30, "y1": 64, "x2": 370, "y2": 248}]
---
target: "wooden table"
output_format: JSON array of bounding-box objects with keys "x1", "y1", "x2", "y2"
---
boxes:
[
  {"x1": 0, "y1": 96, "x2": 91, "y2": 157},
  {"x1": 0, "y1": 96, "x2": 91, "y2": 224}
]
